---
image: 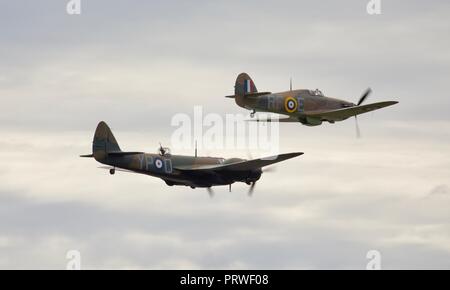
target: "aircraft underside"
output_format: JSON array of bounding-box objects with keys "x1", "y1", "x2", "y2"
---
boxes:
[{"x1": 159, "y1": 170, "x2": 259, "y2": 189}]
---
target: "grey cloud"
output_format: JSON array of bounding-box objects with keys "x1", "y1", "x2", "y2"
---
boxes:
[
  {"x1": 1, "y1": 187, "x2": 449, "y2": 269},
  {"x1": 1, "y1": 0, "x2": 450, "y2": 131}
]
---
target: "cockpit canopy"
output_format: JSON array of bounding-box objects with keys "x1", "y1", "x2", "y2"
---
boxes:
[
  {"x1": 309, "y1": 89, "x2": 324, "y2": 97},
  {"x1": 223, "y1": 158, "x2": 245, "y2": 164},
  {"x1": 158, "y1": 146, "x2": 171, "y2": 156}
]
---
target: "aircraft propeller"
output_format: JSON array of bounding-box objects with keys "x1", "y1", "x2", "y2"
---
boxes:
[
  {"x1": 357, "y1": 88, "x2": 372, "y2": 106},
  {"x1": 247, "y1": 166, "x2": 276, "y2": 196},
  {"x1": 355, "y1": 116, "x2": 361, "y2": 138},
  {"x1": 354, "y1": 88, "x2": 372, "y2": 138},
  {"x1": 248, "y1": 182, "x2": 256, "y2": 196}
]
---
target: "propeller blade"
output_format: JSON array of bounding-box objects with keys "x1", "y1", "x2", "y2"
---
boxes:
[
  {"x1": 207, "y1": 187, "x2": 214, "y2": 198},
  {"x1": 248, "y1": 182, "x2": 256, "y2": 196},
  {"x1": 355, "y1": 116, "x2": 361, "y2": 138},
  {"x1": 357, "y1": 88, "x2": 372, "y2": 106}
]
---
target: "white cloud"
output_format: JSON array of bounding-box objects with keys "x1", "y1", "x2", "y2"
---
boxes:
[{"x1": 0, "y1": 120, "x2": 449, "y2": 269}]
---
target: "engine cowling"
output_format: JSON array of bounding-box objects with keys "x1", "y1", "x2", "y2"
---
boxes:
[{"x1": 245, "y1": 168, "x2": 262, "y2": 184}]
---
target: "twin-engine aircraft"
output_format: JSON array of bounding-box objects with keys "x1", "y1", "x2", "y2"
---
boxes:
[
  {"x1": 226, "y1": 73, "x2": 398, "y2": 129},
  {"x1": 81, "y1": 121, "x2": 302, "y2": 195}
]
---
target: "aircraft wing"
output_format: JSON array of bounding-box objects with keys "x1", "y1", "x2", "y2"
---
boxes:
[
  {"x1": 174, "y1": 152, "x2": 303, "y2": 172},
  {"x1": 305, "y1": 101, "x2": 398, "y2": 121}
]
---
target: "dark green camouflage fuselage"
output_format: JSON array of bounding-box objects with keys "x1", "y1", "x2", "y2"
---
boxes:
[{"x1": 90, "y1": 122, "x2": 261, "y2": 188}]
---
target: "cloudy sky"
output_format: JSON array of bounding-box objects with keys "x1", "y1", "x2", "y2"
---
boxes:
[{"x1": 0, "y1": 0, "x2": 449, "y2": 269}]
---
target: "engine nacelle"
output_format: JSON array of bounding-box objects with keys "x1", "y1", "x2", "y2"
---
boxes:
[{"x1": 246, "y1": 168, "x2": 262, "y2": 184}]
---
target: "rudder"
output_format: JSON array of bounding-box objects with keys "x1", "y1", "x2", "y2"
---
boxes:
[
  {"x1": 92, "y1": 121, "x2": 121, "y2": 161},
  {"x1": 235, "y1": 72, "x2": 257, "y2": 97}
]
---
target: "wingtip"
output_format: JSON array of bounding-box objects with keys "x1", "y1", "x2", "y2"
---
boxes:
[
  {"x1": 385, "y1": 101, "x2": 399, "y2": 107},
  {"x1": 282, "y1": 152, "x2": 304, "y2": 158}
]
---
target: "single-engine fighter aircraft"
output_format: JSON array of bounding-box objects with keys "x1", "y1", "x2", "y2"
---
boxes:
[
  {"x1": 81, "y1": 121, "x2": 303, "y2": 195},
  {"x1": 226, "y1": 73, "x2": 398, "y2": 133}
]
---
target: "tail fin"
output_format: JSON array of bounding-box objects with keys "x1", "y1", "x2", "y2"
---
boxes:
[
  {"x1": 92, "y1": 121, "x2": 121, "y2": 161},
  {"x1": 235, "y1": 72, "x2": 257, "y2": 97}
]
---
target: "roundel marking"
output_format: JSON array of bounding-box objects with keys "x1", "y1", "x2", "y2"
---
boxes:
[
  {"x1": 284, "y1": 97, "x2": 298, "y2": 113},
  {"x1": 154, "y1": 158, "x2": 164, "y2": 169}
]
